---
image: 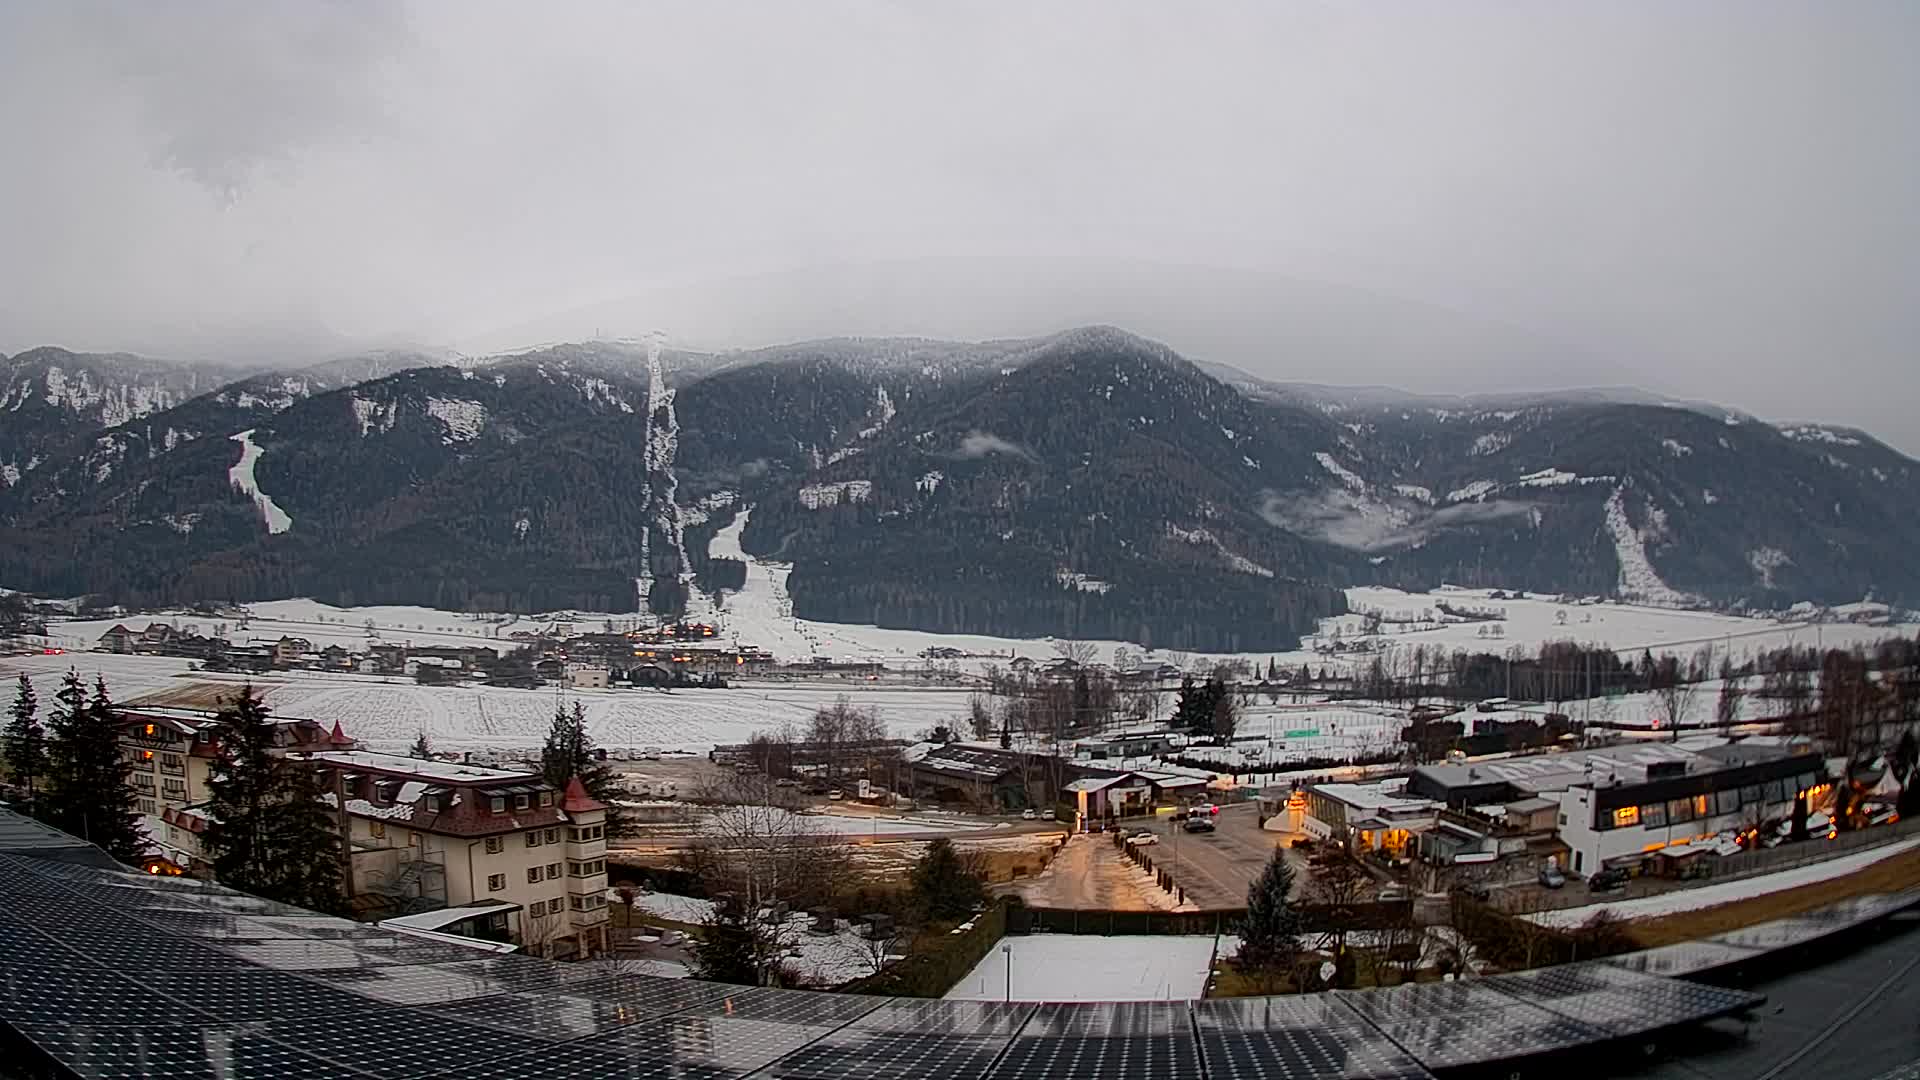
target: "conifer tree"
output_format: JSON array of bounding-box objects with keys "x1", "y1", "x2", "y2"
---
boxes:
[
  {"x1": 1235, "y1": 848, "x2": 1302, "y2": 973},
  {"x1": 41, "y1": 671, "x2": 143, "y2": 862},
  {"x1": 408, "y1": 731, "x2": 432, "y2": 760},
  {"x1": 3, "y1": 673, "x2": 46, "y2": 807},
  {"x1": 202, "y1": 685, "x2": 345, "y2": 912},
  {"x1": 690, "y1": 893, "x2": 763, "y2": 985},
  {"x1": 539, "y1": 702, "x2": 625, "y2": 834}
]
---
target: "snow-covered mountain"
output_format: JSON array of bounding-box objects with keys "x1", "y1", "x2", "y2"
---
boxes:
[{"x1": 3, "y1": 328, "x2": 1914, "y2": 648}]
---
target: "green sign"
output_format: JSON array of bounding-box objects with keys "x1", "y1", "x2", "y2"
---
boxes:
[{"x1": 1282, "y1": 728, "x2": 1320, "y2": 739}]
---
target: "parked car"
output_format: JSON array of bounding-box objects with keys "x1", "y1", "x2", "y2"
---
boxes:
[
  {"x1": 774, "y1": 778, "x2": 798, "y2": 788},
  {"x1": 1290, "y1": 837, "x2": 1314, "y2": 849},
  {"x1": 826, "y1": 790, "x2": 844, "y2": 801},
  {"x1": 1021, "y1": 808, "x2": 1038, "y2": 820},
  {"x1": 1126, "y1": 833, "x2": 1159, "y2": 846},
  {"x1": 1588, "y1": 867, "x2": 1630, "y2": 893},
  {"x1": 1377, "y1": 884, "x2": 1410, "y2": 902},
  {"x1": 1538, "y1": 866, "x2": 1566, "y2": 889}
]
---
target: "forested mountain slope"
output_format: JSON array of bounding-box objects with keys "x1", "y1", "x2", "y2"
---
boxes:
[{"x1": 3, "y1": 327, "x2": 1914, "y2": 648}]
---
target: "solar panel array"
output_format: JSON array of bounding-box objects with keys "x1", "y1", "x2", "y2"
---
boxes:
[
  {"x1": 0, "y1": 852, "x2": 1772, "y2": 1080},
  {"x1": 1604, "y1": 887, "x2": 1920, "y2": 978}
]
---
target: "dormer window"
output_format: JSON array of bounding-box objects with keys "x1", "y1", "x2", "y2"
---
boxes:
[
  {"x1": 514, "y1": 794, "x2": 530, "y2": 811},
  {"x1": 490, "y1": 796, "x2": 506, "y2": 814},
  {"x1": 538, "y1": 792, "x2": 554, "y2": 808},
  {"x1": 424, "y1": 795, "x2": 441, "y2": 813}
]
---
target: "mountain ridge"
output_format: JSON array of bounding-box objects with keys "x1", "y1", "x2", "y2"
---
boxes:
[{"x1": 2, "y1": 328, "x2": 1913, "y2": 648}]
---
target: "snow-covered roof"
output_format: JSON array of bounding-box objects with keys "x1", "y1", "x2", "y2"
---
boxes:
[
  {"x1": 1310, "y1": 780, "x2": 1439, "y2": 814},
  {"x1": 379, "y1": 900, "x2": 520, "y2": 932},
  {"x1": 302, "y1": 750, "x2": 536, "y2": 784}
]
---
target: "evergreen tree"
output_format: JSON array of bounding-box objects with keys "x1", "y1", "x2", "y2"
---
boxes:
[
  {"x1": 689, "y1": 893, "x2": 762, "y2": 985},
  {"x1": 3, "y1": 673, "x2": 46, "y2": 806},
  {"x1": 1235, "y1": 848, "x2": 1302, "y2": 972},
  {"x1": 909, "y1": 838, "x2": 986, "y2": 921},
  {"x1": 41, "y1": 672, "x2": 143, "y2": 862},
  {"x1": 539, "y1": 702, "x2": 625, "y2": 835},
  {"x1": 202, "y1": 685, "x2": 345, "y2": 912},
  {"x1": 409, "y1": 731, "x2": 432, "y2": 760}
]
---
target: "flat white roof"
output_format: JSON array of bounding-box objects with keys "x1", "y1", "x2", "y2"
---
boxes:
[
  {"x1": 380, "y1": 901, "x2": 520, "y2": 932},
  {"x1": 1311, "y1": 780, "x2": 1439, "y2": 814},
  {"x1": 303, "y1": 750, "x2": 537, "y2": 783}
]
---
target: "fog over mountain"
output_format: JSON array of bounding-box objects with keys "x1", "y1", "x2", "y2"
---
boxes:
[{"x1": 2, "y1": 3, "x2": 1916, "y2": 451}]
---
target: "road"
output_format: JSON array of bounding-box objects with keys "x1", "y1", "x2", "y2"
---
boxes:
[
  {"x1": 1010, "y1": 833, "x2": 1183, "y2": 911},
  {"x1": 1130, "y1": 803, "x2": 1311, "y2": 911}
]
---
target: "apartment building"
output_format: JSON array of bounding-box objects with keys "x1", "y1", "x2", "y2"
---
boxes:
[
  {"x1": 118, "y1": 707, "x2": 337, "y2": 870},
  {"x1": 297, "y1": 748, "x2": 612, "y2": 959}
]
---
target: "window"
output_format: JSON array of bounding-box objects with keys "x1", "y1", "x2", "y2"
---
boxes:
[
  {"x1": 1713, "y1": 790, "x2": 1739, "y2": 816},
  {"x1": 514, "y1": 794, "x2": 530, "y2": 811},
  {"x1": 1612, "y1": 806, "x2": 1640, "y2": 828},
  {"x1": 568, "y1": 859, "x2": 606, "y2": 877},
  {"x1": 138, "y1": 749, "x2": 155, "y2": 763},
  {"x1": 162, "y1": 779, "x2": 186, "y2": 798},
  {"x1": 1667, "y1": 798, "x2": 1695, "y2": 824},
  {"x1": 544, "y1": 828, "x2": 559, "y2": 844},
  {"x1": 526, "y1": 832, "x2": 542, "y2": 849},
  {"x1": 1741, "y1": 785, "x2": 1764, "y2": 807},
  {"x1": 490, "y1": 796, "x2": 506, "y2": 814},
  {"x1": 487, "y1": 874, "x2": 506, "y2": 892},
  {"x1": 568, "y1": 824, "x2": 605, "y2": 842},
  {"x1": 1642, "y1": 802, "x2": 1668, "y2": 828},
  {"x1": 546, "y1": 862, "x2": 561, "y2": 880},
  {"x1": 375, "y1": 781, "x2": 397, "y2": 803},
  {"x1": 528, "y1": 900, "x2": 544, "y2": 917},
  {"x1": 425, "y1": 796, "x2": 441, "y2": 813},
  {"x1": 570, "y1": 894, "x2": 586, "y2": 912},
  {"x1": 137, "y1": 799, "x2": 156, "y2": 815},
  {"x1": 539, "y1": 791, "x2": 554, "y2": 807},
  {"x1": 1765, "y1": 779, "x2": 1788, "y2": 803},
  {"x1": 484, "y1": 837, "x2": 504, "y2": 855},
  {"x1": 370, "y1": 822, "x2": 386, "y2": 840},
  {"x1": 527, "y1": 868, "x2": 542, "y2": 885},
  {"x1": 1693, "y1": 794, "x2": 1711, "y2": 818}
]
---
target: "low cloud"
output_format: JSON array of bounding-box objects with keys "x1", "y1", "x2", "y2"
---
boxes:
[
  {"x1": 1259, "y1": 490, "x2": 1535, "y2": 552},
  {"x1": 950, "y1": 430, "x2": 1040, "y2": 464}
]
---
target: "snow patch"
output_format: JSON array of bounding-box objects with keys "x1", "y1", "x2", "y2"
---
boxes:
[
  {"x1": 1515, "y1": 467, "x2": 1613, "y2": 488},
  {"x1": 350, "y1": 394, "x2": 397, "y2": 437},
  {"x1": 1777, "y1": 424, "x2": 1860, "y2": 446},
  {"x1": 1661, "y1": 438, "x2": 1692, "y2": 457},
  {"x1": 1702, "y1": 489, "x2": 1718, "y2": 505},
  {"x1": 1391, "y1": 484, "x2": 1434, "y2": 505},
  {"x1": 1602, "y1": 488, "x2": 1693, "y2": 606},
  {"x1": 915, "y1": 471, "x2": 944, "y2": 494},
  {"x1": 161, "y1": 513, "x2": 201, "y2": 535},
  {"x1": 1747, "y1": 547, "x2": 1790, "y2": 589},
  {"x1": 0, "y1": 462, "x2": 17, "y2": 487},
  {"x1": 1469, "y1": 431, "x2": 1511, "y2": 456},
  {"x1": 856, "y1": 385, "x2": 897, "y2": 440},
  {"x1": 1056, "y1": 569, "x2": 1114, "y2": 594},
  {"x1": 798, "y1": 480, "x2": 873, "y2": 510},
  {"x1": 947, "y1": 935, "x2": 1219, "y2": 1001},
  {"x1": 425, "y1": 397, "x2": 488, "y2": 443},
  {"x1": 1447, "y1": 479, "x2": 1499, "y2": 503},
  {"x1": 1314, "y1": 452, "x2": 1366, "y2": 492},
  {"x1": 227, "y1": 430, "x2": 293, "y2": 535},
  {"x1": 1167, "y1": 524, "x2": 1274, "y2": 578}
]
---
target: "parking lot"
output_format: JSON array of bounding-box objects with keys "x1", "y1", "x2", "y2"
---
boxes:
[{"x1": 1123, "y1": 803, "x2": 1314, "y2": 910}]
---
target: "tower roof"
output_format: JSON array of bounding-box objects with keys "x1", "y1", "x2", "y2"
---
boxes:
[{"x1": 560, "y1": 776, "x2": 607, "y2": 814}]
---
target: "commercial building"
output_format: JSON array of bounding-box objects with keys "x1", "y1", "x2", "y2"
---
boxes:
[
  {"x1": 1300, "y1": 779, "x2": 1441, "y2": 859},
  {"x1": 1406, "y1": 740, "x2": 1827, "y2": 876}
]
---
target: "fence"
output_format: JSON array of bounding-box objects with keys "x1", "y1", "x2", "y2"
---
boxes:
[
  {"x1": 1008, "y1": 905, "x2": 1245, "y2": 936},
  {"x1": 1695, "y1": 816, "x2": 1920, "y2": 884}
]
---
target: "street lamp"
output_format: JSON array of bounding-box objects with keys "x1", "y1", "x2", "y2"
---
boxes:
[{"x1": 1002, "y1": 943, "x2": 1012, "y2": 1002}]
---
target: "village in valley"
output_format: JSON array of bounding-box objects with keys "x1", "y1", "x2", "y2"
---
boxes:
[{"x1": 2, "y1": 582, "x2": 1916, "y2": 1001}]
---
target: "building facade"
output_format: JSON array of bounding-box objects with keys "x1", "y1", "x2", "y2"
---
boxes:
[{"x1": 298, "y1": 748, "x2": 611, "y2": 959}]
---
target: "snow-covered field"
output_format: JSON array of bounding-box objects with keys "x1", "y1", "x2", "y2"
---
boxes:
[
  {"x1": 1523, "y1": 836, "x2": 1920, "y2": 929},
  {"x1": 0, "y1": 652, "x2": 976, "y2": 755},
  {"x1": 1328, "y1": 587, "x2": 1913, "y2": 667},
  {"x1": 945, "y1": 934, "x2": 1224, "y2": 1001},
  {"x1": 622, "y1": 891, "x2": 897, "y2": 987}
]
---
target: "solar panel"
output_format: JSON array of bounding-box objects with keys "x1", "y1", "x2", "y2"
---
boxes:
[
  {"x1": 1345, "y1": 980, "x2": 1613, "y2": 1068},
  {"x1": 991, "y1": 1002, "x2": 1205, "y2": 1080},
  {"x1": 8, "y1": 1020, "x2": 378, "y2": 1080},
  {"x1": 1192, "y1": 997, "x2": 1435, "y2": 1080},
  {"x1": 1480, "y1": 962, "x2": 1761, "y2": 1037}
]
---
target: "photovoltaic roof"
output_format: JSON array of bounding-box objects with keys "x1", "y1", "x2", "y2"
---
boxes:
[{"x1": 0, "y1": 844, "x2": 1772, "y2": 1080}]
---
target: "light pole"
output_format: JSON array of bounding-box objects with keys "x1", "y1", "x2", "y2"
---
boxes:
[{"x1": 1002, "y1": 943, "x2": 1012, "y2": 1002}]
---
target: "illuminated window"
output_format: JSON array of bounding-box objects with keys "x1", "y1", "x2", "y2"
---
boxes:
[
  {"x1": 1612, "y1": 806, "x2": 1640, "y2": 828},
  {"x1": 143, "y1": 724, "x2": 156, "y2": 736},
  {"x1": 1693, "y1": 795, "x2": 1711, "y2": 817}
]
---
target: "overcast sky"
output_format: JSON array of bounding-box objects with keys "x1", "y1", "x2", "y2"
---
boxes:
[{"x1": 3, "y1": 2, "x2": 1916, "y2": 450}]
